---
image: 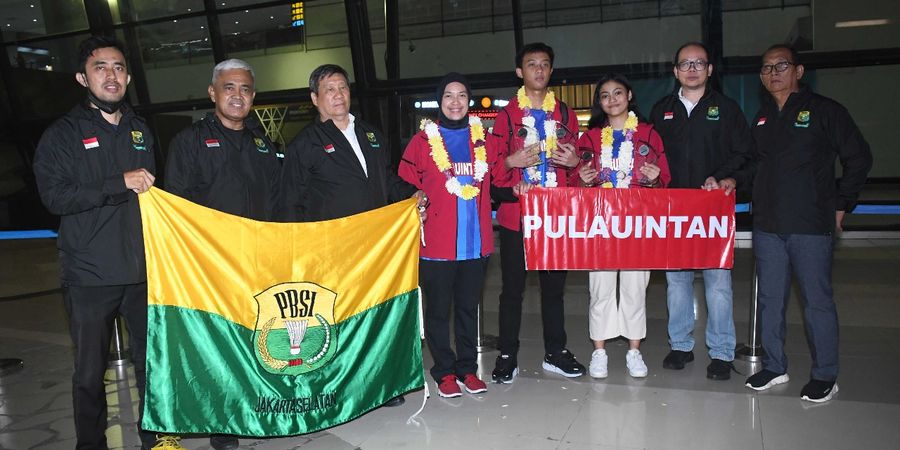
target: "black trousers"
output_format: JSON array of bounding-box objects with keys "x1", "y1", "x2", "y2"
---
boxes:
[
  {"x1": 64, "y1": 282, "x2": 152, "y2": 450},
  {"x1": 420, "y1": 257, "x2": 488, "y2": 382},
  {"x1": 497, "y1": 226, "x2": 568, "y2": 356}
]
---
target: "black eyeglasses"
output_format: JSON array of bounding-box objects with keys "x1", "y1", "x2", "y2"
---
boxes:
[
  {"x1": 760, "y1": 61, "x2": 795, "y2": 75},
  {"x1": 676, "y1": 60, "x2": 709, "y2": 72}
]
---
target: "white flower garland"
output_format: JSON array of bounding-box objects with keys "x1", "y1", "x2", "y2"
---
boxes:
[{"x1": 421, "y1": 116, "x2": 488, "y2": 200}]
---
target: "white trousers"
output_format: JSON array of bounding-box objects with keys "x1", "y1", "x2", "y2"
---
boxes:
[{"x1": 588, "y1": 270, "x2": 650, "y2": 341}]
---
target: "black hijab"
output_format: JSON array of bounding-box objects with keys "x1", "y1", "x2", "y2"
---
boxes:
[{"x1": 435, "y1": 72, "x2": 472, "y2": 129}]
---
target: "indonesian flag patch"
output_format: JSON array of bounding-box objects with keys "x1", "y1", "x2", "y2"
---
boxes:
[
  {"x1": 205, "y1": 139, "x2": 220, "y2": 148},
  {"x1": 756, "y1": 117, "x2": 767, "y2": 126},
  {"x1": 324, "y1": 144, "x2": 335, "y2": 153},
  {"x1": 663, "y1": 112, "x2": 674, "y2": 120},
  {"x1": 82, "y1": 137, "x2": 99, "y2": 149}
]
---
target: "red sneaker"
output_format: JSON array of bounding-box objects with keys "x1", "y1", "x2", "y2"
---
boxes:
[
  {"x1": 437, "y1": 374, "x2": 462, "y2": 398},
  {"x1": 457, "y1": 373, "x2": 487, "y2": 394}
]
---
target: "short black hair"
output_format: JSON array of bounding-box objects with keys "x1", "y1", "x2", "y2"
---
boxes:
[
  {"x1": 673, "y1": 41, "x2": 711, "y2": 65},
  {"x1": 516, "y1": 42, "x2": 555, "y2": 69},
  {"x1": 763, "y1": 44, "x2": 800, "y2": 65},
  {"x1": 77, "y1": 35, "x2": 128, "y2": 74},
  {"x1": 309, "y1": 64, "x2": 349, "y2": 95}
]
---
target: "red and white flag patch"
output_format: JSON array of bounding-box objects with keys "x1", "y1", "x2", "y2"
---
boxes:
[
  {"x1": 205, "y1": 139, "x2": 220, "y2": 148},
  {"x1": 756, "y1": 117, "x2": 767, "y2": 126},
  {"x1": 324, "y1": 144, "x2": 335, "y2": 153},
  {"x1": 82, "y1": 137, "x2": 99, "y2": 149},
  {"x1": 663, "y1": 112, "x2": 674, "y2": 120}
]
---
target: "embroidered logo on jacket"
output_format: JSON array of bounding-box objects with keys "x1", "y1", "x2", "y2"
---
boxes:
[
  {"x1": 706, "y1": 106, "x2": 720, "y2": 121},
  {"x1": 205, "y1": 139, "x2": 220, "y2": 148},
  {"x1": 756, "y1": 117, "x2": 767, "y2": 126},
  {"x1": 366, "y1": 132, "x2": 380, "y2": 148},
  {"x1": 254, "y1": 137, "x2": 269, "y2": 153},
  {"x1": 663, "y1": 112, "x2": 674, "y2": 120},
  {"x1": 82, "y1": 137, "x2": 99, "y2": 149},
  {"x1": 131, "y1": 131, "x2": 146, "y2": 151},
  {"x1": 324, "y1": 144, "x2": 335, "y2": 153},
  {"x1": 795, "y1": 110, "x2": 811, "y2": 128}
]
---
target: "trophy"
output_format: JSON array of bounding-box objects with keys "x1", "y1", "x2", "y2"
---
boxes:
[{"x1": 634, "y1": 140, "x2": 659, "y2": 187}]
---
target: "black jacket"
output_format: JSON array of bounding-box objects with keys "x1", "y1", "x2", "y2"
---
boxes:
[
  {"x1": 650, "y1": 89, "x2": 753, "y2": 189},
  {"x1": 746, "y1": 87, "x2": 872, "y2": 234},
  {"x1": 280, "y1": 116, "x2": 416, "y2": 221},
  {"x1": 165, "y1": 113, "x2": 282, "y2": 221},
  {"x1": 33, "y1": 102, "x2": 156, "y2": 286}
]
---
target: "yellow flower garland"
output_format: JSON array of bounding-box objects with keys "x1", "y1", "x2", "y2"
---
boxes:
[
  {"x1": 516, "y1": 87, "x2": 558, "y2": 160},
  {"x1": 420, "y1": 117, "x2": 489, "y2": 200},
  {"x1": 516, "y1": 86, "x2": 556, "y2": 113}
]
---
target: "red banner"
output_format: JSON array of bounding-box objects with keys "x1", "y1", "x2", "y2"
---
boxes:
[{"x1": 522, "y1": 188, "x2": 735, "y2": 270}]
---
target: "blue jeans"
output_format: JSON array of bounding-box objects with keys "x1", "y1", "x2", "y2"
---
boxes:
[
  {"x1": 754, "y1": 230, "x2": 838, "y2": 381},
  {"x1": 666, "y1": 269, "x2": 735, "y2": 361}
]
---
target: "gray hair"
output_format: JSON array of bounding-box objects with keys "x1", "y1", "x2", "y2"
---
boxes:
[
  {"x1": 211, "y1": 58, "x2": 255, "y2": 85},
  {"x1": 309, "y1": 64, "x2": 349, "y2": 95}
]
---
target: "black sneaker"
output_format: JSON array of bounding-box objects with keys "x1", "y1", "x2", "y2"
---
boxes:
[
  {"x1": 801, "y1": 379, "x2": 839, "y2": 403},
  {"x1": 542, "y1": 349, "x2": 585, "y2": 378},
  {"x1": 706, "y1": 359, "x2": 735, "y2": 380},
  {"x1": 745, "y1": 369, "x2": 789, "y2": 391},
  {"x1": 492, "y1": 354, "x2": 518, "y2": 384},
  {"x1": 662, "y1": 350, "x2": 694, "y2": 370}
]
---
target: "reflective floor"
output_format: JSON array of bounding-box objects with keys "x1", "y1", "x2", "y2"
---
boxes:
[{"x1": 2, "y1": 236, "x2": 899, "y2": 449}]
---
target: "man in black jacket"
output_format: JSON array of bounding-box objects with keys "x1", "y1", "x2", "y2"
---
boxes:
[
  {"x1": 164, "y1": 58, "x2": 281, "y2": 450},
  {"x1": 742, "y1": 45, "x2": 872, "y2": 403},
  {"x1": 650, "y1": 42, "x2": 752, "y2": 381},
  {"x1": 280, "y1": 64, "x2": 420, "y2": 406},
  {"x1": 166, "y1": 59, "x2": 281, "y2": 223},
  {"x1": 32, "y1": 36, "x2": 158, "y2": 450}
]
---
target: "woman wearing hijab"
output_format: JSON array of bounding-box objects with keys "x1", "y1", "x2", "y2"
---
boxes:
[{"x1": 399, "y1": 73, "x2": 498, "y2": 398}]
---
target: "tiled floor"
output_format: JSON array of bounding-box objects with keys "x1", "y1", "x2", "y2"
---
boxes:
[{"x1": 1, "y1": 235, "x2": 899, "y2": 449}]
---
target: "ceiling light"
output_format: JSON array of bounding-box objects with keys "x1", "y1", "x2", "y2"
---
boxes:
[{"x1": 835, "y1": 19, "x2": 890, "y2": 28}]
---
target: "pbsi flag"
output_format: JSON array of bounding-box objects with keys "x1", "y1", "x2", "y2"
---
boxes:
[{"x1": 138, "y1": 188, "x2": 424, "y2": 436}]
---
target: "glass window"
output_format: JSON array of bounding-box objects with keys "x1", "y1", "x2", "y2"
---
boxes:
[
  {"x1": 115, "y1": 0, "x2": 205, "y2": 23},
  {"x1": 815, "y1": 65, "x2": 900, "y2": 178},
  {"x1": 4, "y1": 34, "x2": 88, "y2": 73},
  {"x1": 219, "y1": 5, "x2": 302, "y2": 57},
  {"x1": 2, "y1": 33, "x2": 94, "y2": 119},
  {"x1": 215, "y1": 0, "x2": 278, "y2": 8},
  {"x1": 1, "y1": 0, "x2": 89, "y2": 41},
  {"x1": 305, "y1": 0, "x2": 349, "y2": 50},
  {"x1": 219, "y1": 2, "x2": 352, "y2": 92},
  {"x1": 724, "y1": 3, "x2": 812, "y2": 57},
  {"x1": 136, "y1": 16, "x2": 214, "y2": 102}
]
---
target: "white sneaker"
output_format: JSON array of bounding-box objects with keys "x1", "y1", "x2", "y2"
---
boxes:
[
  {"x1": 589, "y1": 349, "x2": 608, "y2": 379},
  {"x1": 626, "y1": 349, "x2": 648, "y2": 378}
]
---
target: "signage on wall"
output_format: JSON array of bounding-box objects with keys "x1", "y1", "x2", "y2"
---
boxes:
[{"x1": 291, "y1": 2, "x2": 305, "y2": 27}]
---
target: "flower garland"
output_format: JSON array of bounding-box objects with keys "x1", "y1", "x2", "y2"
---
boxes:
[
  {"x1": 517, "y1": 87, "x2": 559, "y2": 186},
  {"x1": 598, "y1": 111, "x2": 639, "y2": 189},
  {"x1": 420, "y1": 116, "x2": 489, "y2": 200},
  {"x1": 516, "y1": 86, "x2": 555, "y2": 114}
]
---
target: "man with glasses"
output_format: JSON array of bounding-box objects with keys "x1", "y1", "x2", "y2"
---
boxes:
[
  {"x1": 490, "y1": 42, "x2": 584, "y2": 383},
  {"x1": 650, "y1": 42, "x2": 752, "y2": 381},
  {"x1": 741, "y1": 44, "x2": 871, "y2": 402}
]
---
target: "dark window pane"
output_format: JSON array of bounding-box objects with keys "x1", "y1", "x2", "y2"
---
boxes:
[
  {"x1": 1, "y1": 0, "x2": 88, "y2": 41},
  {"x1": 117, "y1": 0, "x2": 205, "y2": 23}
]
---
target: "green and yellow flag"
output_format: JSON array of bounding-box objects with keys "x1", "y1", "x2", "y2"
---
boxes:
[{"x1": 138, "y1": 188, "x2": 424, "y2": 436}]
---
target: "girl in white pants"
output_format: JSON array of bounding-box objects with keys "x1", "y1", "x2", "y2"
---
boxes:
[{"x1": 574, "y1": 73, "x2": 670, "y2": 379}]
